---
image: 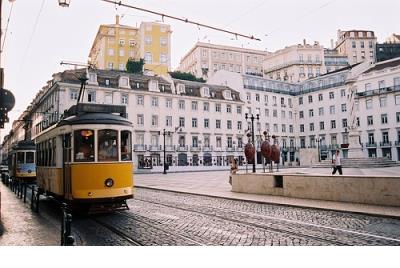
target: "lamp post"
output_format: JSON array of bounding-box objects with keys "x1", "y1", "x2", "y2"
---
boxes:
[
  {"x1": 162, "y1": 129, "x2": 171, "y2": 174},
  {"x1": 245, "y1": 113, "x2": 259, "y2": 173},
  {"x1": 316, "y1": 137, "x2": 321, "y2": 162}
]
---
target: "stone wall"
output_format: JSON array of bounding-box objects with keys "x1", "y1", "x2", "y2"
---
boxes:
[{"x1": 232, "y1": 173, "x2": 400, "y2": 206}]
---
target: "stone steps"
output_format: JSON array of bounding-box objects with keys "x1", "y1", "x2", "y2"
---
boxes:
[{"x1": 312, "y1": 157, "x2": 400, "y2": 168}]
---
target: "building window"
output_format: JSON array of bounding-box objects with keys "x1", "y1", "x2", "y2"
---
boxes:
[
  {"x1": 396, "y1": 95, "x2": 400, "y2": 105},
  {"x1": 329, "y1": 105, "x2": 335, "y2": 115},
  {"x1": 368, "y1": 133, "x2": 375, "y2": 144},
  {"x1": 309, "y1": 109, "x2": 314, "y2": 117},
  {"x1": 299, "y1": 97, "x2": 303, "y2": 105},
  {"x1": 237, "y1": 121, "x2": 242, "y2": 130},
  {"x1": 342, "y1": 119, "x2": 347, "y2": 128},
  {"x1": 145, "y1": 52, "x2": 152, "y2": 63},
  {"x1": 320, "y1": 121, "x2": 325, "y2": 130},
  {"x1": 329, "y1": 92, "x2": 334, "y2": 99},
  {"x1": 216, "y1": 120, "x2": 221, "y2": 129},
  {"x1": 215, "y1": 104, "x2": 221, "y2": 112},
  {"x1": 204, "y1": 102, "x2": 209, "y2": 111},
  {"x1": 236, "y1": 106, "x2": 242, "y2": 114},
  {"x1": 160, "y1": 54, "x2": 167, "y2": 64},
  {"x1": 319, "y1": 107, "x2": 324, "y2": 116},
  {"x1": 308, "y1": 95, "x2": 313, "y2": 103},
  {"x1": 380, "y1": 97, "x2": 387, "y2": 107},
  {"x1": 273, "y1": 110, "x2": 277, "y2": 117},
  {"x1": 166, "y1": 98, "x2": 172, "y2": 108},
  {"x1": 300, "y1": 124, "x2": 304, "y2": 133},
  {"x1": 137, "y1": 95, "x2": 144, "y2": 105},
  {"x1": 160, "y1": 37, "x2": 167, "y2": 46},
  {"x1": 70, "y1": 89, "x2": 78, "y2": 100},
  {"x1": 151, "y1": 115, "x2": 158, "y2": 126},
  {"x1": 309, "y1": 123, "x2": 314, "y2": 131},
  {"x1": 366, "y1": 99, "x2": 373, "y2": 109},
  {"x1": 381, "y1": 114, "x2": 388, "y2": 124},
  {"x1": 341, "y1": 89, "x2": 346, "y2": 97},
  {"x1": 108, "y1": 48, "x2": 114, "y2": 56},
  {"x1": 331, "y1": 120, "x2": 336, "y2": 129},
  {"x1": 396, "y1": 112, "x2": 400, "y2": 123},
  {"x1": 88, "y1": 91, "x2": 96, "y2": 103},
  {"x1": 341, "y1": 104, "x2": 347, "y2": 112},
  {"x1": 166, "y1": 116, "x2": 172, "y2": 127},
  {"x1": 179, "y1": 117, "x2": 185, "y2": 127},
  {"x1": 179, "y1": 100, "x2": 185, "y2": 110},
  {"x1": 289, "y1": 125, "x2": 293, "y2": 133},
  {"x1": 256, "y1": 94, "x2": 260, "y2": 102},
  {"x1": 227, "y1": 120, "x2": 232, "y2": 130},
  {"x1": 192, "y1": 101, "x2": 198, "y2": 110},
  {"x1": 226, "y1": 104, "x2": 232, "y2": 113},
  {"x1": 121, "y1": 94, "x2": 128, "y2": 104},
  {"x1": 145, "y1": 36, "x2": 152, "y2": 45},
  {"x1": 151, "y1": 97, "x2": 159, "y2": 107},
  {"x1": 204, "y1": 119, "x2": 209, "y2": 128},
  {"x1": 367, "y1": 116, "x2": 373, "y2": 126},
  {"x1": 318, "y1": 93, "x2": 323, "y2": 101},
  {"x1": 192, "y1": 118, "x2": 198, "y2": 128},
  {"x1": 299, "y1": 111, "x2": 304, "y2": 119},
  {"x1": 136, "y1": 114, "x2": 144, "y2": 126}
]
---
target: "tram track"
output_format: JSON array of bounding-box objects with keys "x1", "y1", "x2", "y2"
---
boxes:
[{"x1": 132, "y1": 197, "x2": 400, "y2": 246}]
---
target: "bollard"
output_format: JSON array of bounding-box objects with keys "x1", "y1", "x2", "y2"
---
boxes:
[
  {"x1": 23, "y1": 183, "x2": 27, "y2": 203},
  {"x1": 30, "y1": 186, "x2": 35, "y2": 210},
  {"x1": 60, "y1": 203, "x2": 74, "y2": 246}
]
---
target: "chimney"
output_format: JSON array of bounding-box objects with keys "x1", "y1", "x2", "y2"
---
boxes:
[
  {"x1": 303, "y1": 39, "x2": 306, "y2": 46},
  {"x1": 330, "y1": 39, "x2": 334, "y2": 49},
  {"x1": 116, "y1": 15, "x2": 120, "y2": 25}
]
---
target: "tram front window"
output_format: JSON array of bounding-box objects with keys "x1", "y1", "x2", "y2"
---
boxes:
[
  {"x1": 98, "y1": 129, "x2": 118, "y2": 162},
  {"x1": 74, "y1": 129, "x2": 95, "y2": 162},
  {"x1": 26, "y1": 152, "x2": 34, "y2": 163},
  {"x1": 17, "y1": 152, "x2": 25, "y2": 164},
  {"x1": 121, "y1": 130, "x2": 132, "y2": 161}
]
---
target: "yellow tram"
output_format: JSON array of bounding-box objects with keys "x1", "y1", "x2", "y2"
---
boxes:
[
  {"x1": 35, "y1": 104, "x2": 134, "y2": 213},
  {"x1": 9, "y1": 140, "x2": 36, "y2": 183}
]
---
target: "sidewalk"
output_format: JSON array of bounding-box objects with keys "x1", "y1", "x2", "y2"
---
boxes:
[
  {"x1": 0, "y1": 183, "x2": 59, "y2": 246},
  {"x1": 135, "y1": 167, "x2": 400, "y2": 218}
]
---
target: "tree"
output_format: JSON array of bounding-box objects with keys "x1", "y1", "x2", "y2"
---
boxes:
[
  {"x1": 126, "y1": 58, "x2": 144, "y2": 74},
  {"x1": 169, "y1": 71, "x2": 205, "y2": 83}
]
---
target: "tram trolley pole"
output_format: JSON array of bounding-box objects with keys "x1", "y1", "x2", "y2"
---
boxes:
[{"x1": 60, "y1": 203, "x2": 74, "y2": 246}]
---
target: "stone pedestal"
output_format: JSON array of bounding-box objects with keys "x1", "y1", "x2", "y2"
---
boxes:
[{"x1": 348, "y1": 130, "x2": 364, "y2": 158}]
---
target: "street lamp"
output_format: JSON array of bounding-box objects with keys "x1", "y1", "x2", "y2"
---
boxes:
[
  {"x1": 58, "y1": 0, "x2": 70, "y2": 7},
  {"x1": 316, "y1": 137, "x2": 321, "y2": 162},
  {"x1": 245, "y1": 113, "x2": 259, "y2": 173},
  {"x1": 162, "y1": 129, "x2": 171, "y2": 174}
]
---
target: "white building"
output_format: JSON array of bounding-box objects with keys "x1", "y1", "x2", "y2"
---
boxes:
[
  {"x1": 263, "y1": 40, "x2": 326, "y2": 83},
  {"x1": 335, "y1": 29, "x2": 377, "y2": 65},
  {"x1": 178, "y1": 42, "x2": 269, "y2": 80}
]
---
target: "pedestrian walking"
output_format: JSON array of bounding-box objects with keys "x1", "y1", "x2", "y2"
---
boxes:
[
  {"x1": 229, "y1": 158, "x2": 238, "y2": 185},
  {"x1": 332, "y1": 149, "x2": 343, "y2": 175}
]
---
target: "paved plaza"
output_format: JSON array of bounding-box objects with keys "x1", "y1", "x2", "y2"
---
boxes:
[{"x1": 135, "y1": 166, "x2": 400, "y2": 218}]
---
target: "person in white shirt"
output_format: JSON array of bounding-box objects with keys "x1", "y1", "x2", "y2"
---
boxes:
[{"x1": 332, "y1": 149, "x2": 343, "y2": 175}]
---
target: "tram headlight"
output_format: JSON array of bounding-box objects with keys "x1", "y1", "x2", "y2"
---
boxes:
[{"x1": 105, "y1": 178, "x2": 114, "y2": 188}]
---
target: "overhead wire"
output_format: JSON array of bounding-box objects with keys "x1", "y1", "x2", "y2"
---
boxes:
[
  {"x1": 18, "y1": 0, "x2": 46, "y2": 74},
  {"x1": 1, "y1": 1, "x2": 15, "y2": 53},
  {"x1": 100, "y1": 0, "x2": 261, "y2": 41}
]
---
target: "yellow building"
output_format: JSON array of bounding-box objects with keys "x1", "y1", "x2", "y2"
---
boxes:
[{"x1": 89, "y1": 16, "x2": 171, "y2": 75}]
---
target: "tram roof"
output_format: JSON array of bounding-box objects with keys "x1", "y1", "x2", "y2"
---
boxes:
[
  {"x1": 12, "y1": 140, "x2": 36, "y2": 150},
  {"x1": 57, "y1": 112, "x2": 132, "y2": 127}
]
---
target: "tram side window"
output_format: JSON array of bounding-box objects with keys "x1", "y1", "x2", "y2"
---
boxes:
[
  {"x1": 51, "y1": 137, "x2": 56, "y2": 166},
  {"x1": 98, "y1": 129, "x2": 118, "y2": 162},
  {"x1": 48, "y1": 139, "x2": 53, "y2": 166},
  {"x1": 74, "y1": 129, "x2": 95, "y2": 162},
  {"x1": 26, "y1": 152, "x2": 34, "y2": 164},
  {"x1": 17, "y1": 152, "x2": 25, "y2": 164},
  {"x1": 64, "y1": 134, "x2": 72, "y2": 163},
  {"x1": 121, "y1": 130, "x2": 132, "y2": 161}
]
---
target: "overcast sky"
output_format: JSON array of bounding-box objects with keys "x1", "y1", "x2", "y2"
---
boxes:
[{"x1": 1, "y1": 0, "x2": 399, "y2": 138}]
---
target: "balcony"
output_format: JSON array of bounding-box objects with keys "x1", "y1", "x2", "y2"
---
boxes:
[
  {"x1": 236, "y1": 147, "x2": 244, "y2": 152},
  {"x1": 226, "y1": 146, "x2": 236, "y2": 152},
  {"x1": 164, "y1": 145, "x2": 175, "y2": 152},
  {"x1": 190, "y1": 146, "x2": 201, "y2": 152},
  {"x1": 133, "y1": 144, "x2": 147, "y2": 152},
  {"x1": 202, "y1": 146, "x2": 213, "y2": 152},
  {"x1": 365, "y1": 142, "x2": 377, "y2": 148},
  {"x1": 176, "y1": 145, "x2": 189, "y2": 152},
  {"x1": 149, "y1": 145, "x2": 162, "y2": 152},
  {"x1": 379, "y1": 141, "x2": 392, "y2": 147}
]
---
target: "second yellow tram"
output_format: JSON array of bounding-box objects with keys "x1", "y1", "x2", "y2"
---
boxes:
[{"x1": 35, "y1": 104, "x2": 134, "y2": 213}]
